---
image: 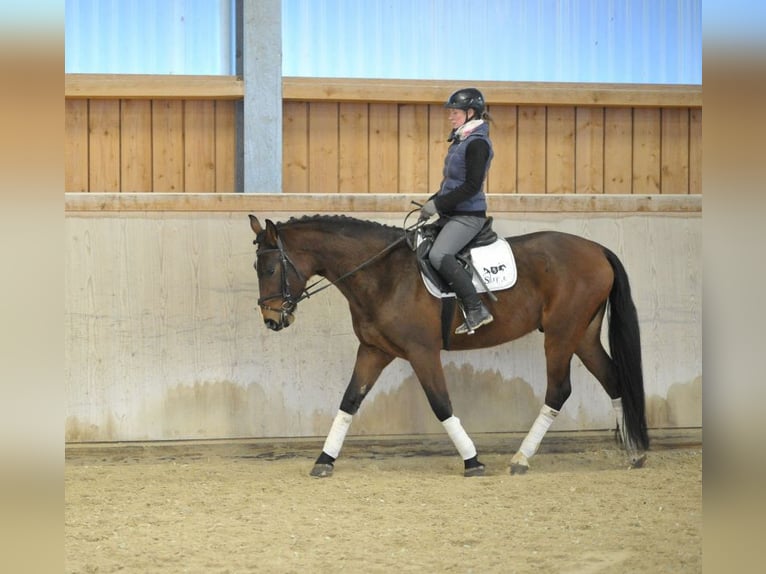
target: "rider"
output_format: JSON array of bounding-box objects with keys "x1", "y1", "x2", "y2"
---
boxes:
[{"x1": 419, "y1": 87, "x2": 495, "y2": 335}]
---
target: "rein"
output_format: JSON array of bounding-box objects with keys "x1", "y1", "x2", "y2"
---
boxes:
[{"x1": 296, "y1": 234, "x2": 407, "y2": 303}]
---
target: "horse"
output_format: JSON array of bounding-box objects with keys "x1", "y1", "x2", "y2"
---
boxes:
[{"x1": 248, "y1": 213, "x2": 648, "y2": 477}]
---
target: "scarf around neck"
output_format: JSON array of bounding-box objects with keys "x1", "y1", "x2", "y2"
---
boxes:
[{"x1": 452, "y1": 118, "x2": 484, "y2": 142}]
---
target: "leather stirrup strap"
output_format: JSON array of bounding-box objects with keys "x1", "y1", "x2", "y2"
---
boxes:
[{"x1": 441, "y1": 296, "x2": 456, "y2": 350}]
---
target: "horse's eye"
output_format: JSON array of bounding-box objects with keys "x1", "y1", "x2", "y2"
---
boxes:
[{"x1": 258, "y1": 263, "x2": 276, "y2": 277}]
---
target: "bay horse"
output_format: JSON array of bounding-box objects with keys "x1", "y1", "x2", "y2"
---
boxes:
[{"x1": 249, "y1": 213, "x2": 648, "y2": 477}]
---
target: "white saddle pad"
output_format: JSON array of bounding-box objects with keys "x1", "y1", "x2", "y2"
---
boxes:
[{"x1": 422, "y1": 237, "x2": 517, "y2": 299}]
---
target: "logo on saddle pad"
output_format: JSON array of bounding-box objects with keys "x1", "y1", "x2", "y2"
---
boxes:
[{"x1": 418, "y1": 236, "x2": 518, "y2": 299}]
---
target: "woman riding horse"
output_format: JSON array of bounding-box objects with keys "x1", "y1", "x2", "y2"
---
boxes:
[{"x1": 419, "y1": 87, "x2": 495, "y2": 335}]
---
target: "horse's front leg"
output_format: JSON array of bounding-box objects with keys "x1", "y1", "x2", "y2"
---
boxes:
[
  {"x1": 310, "y1": 344, "x2": 393, "y2": 478},
  {"x1": 409, "y1": 349, "x2": 485, "y2": 477}
]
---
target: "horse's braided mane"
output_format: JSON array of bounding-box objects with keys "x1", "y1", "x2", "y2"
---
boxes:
[{"x1": 279, "y1": 214, "x2": 404, "y2": 240}]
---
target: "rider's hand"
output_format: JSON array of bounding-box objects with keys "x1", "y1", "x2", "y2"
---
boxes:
[{"x1": 419, "y1": 199, "x2": 437, "y2": 221}]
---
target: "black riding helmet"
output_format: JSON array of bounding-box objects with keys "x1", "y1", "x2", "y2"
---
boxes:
[{"x1": 444, "y1": 87, "x2": 486, "y2": 117}]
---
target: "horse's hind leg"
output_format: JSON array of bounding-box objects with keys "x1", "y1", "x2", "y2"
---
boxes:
[
  {"x1": 575, "y1": 306, "x2": 645, "y2": 467},
  {"x1": 575, "y1": 305, "x2": 619, "y2": 397},
  {"x1": 510, "y1": 320, "x2": 581, "y2": 475},
  {"x1": 310, "y1": 344, "x2": 393, "y2": 478},
  {"x1": 509, "y1": 355, "x2": 570, "y2": 475}
]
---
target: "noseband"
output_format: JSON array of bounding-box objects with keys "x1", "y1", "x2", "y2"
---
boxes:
[{"x1": 255, "y1": 235, "x2": 307, "y2": 325}]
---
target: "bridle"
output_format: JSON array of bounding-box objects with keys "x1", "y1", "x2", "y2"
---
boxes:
[
  {"x1": 254, "y1": 208, "x2": 426, "y2": 326},
  {"x1": 255, "y1": 234, "x2": 307, "y2": 326}
]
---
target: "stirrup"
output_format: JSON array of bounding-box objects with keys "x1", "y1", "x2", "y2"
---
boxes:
[{"x1": 455, "y1": 308, "x2": 494, "y2": 335}]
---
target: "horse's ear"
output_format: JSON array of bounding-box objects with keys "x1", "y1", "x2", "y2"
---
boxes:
[
  {"x1": 264, "y1": 219, "x2": 279, "y2": 245},
  {"x1": 248, "y1": 214, "x2": 263, "y2": 235}
]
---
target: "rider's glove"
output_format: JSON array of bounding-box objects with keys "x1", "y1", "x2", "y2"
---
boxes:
[{"x1": 419, "y1": 199, "x2": 438, "y2": 220}]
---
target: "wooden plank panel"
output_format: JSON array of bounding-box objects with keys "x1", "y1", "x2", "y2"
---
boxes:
[
  {"x1": 214, "y1": 100, "x2": 236, "y2": 193},
  {"x1": 486, "y1": 105, "x2": 518, "y2": 194},
  {"x1": 308, "y1": 102, "x2": 339, "y2": 193},
  {"x1": 575, "y1": 107, "x2": 604, "y2": 194},
  {"x1": 546, "y1": 106, "x2": 575, "y2": 193},
  {"x1": 183, "y1": 100, "x2": 216, "y2": 192},
  {"x1": 65, "y1": 99, "x2": 89, "y2": 192},
  {"x1": 338, "y1": 103, "x2": 369, "y2": 193},
  {"x1": 282, "y1": 101, "x2": 309, "y2": 193},
  {"x1": 66, "y1": 74, "x2": 702, "y2": 107},
  {"x1": 427, "y1": 105, "x2": 451, "y2": 193},
  {"x1": 398, "y1": 104, "x2": 429, "y2": 194},
  {"x1": 604, "y1": 108, "x2": 632, "y2": 194},
  {"x1": 689, "y1": 109, "x2": 702, "y2": 195},
  {"x1": 88, "y1": 99, "x2": 121, "y2": 192},
  {"x1": 152, "y1": 100, "x2": 185, "y2": 192},
  {"x1": 66, "y1": 74, "x2": 244, "y2": 99},
  {"x1": 368, "y1": 103, "x2": 398, "y2": 193},
  {"x1": 633, "y1": 108, "x2": 661, "y2": 194},
  {"x1": 660, "y1": 108, "x2": 690, "y2": 194},
  {"x1": 516, "y1": 106, "x2": 546, "y2": 194},
  {"x1": 120, "y1": 100, "x2": 152, "y2": 192},
  {"x1": 65, "y1": 192, "x2": 702, "y2": 214},
  {"x1": 280, "y1": 77, "x2": 703, "y2": 108}
]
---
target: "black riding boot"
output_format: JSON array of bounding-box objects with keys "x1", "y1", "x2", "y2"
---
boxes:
[{"x1": 438, "y1": 256, "x2": 494, "y2": 334}]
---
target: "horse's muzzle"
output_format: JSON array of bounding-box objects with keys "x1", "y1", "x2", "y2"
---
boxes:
[{"x1": 263, "y1": 311, "x2": 295, "y2": 331}]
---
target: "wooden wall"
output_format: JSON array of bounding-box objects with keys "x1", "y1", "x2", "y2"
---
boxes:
[
  {"x1": 282, "y1": 102, "x2": 702, "y2": 195},
  {"x1": 64, "y1": 76, "x2": 702, "y2": 443},
  {"x1": 65, "y1": 75, "x2": 702, "y2": 195},
  {"x1": 65, "y1": 98, "x2": 237, "y2": 193}
]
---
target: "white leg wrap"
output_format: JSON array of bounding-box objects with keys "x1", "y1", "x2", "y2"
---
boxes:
[
  {"x1": 612, "y1": 397, "x2": 638, "y2": 452},
  {"x1": 442, "y1": 416, "x2": 477, "y2": 460},
  {"x1": 322, "y1": 410, "x2": 353, "y2": 459},
  {"x1": 612, "y1": 397, "x2": 624, "y2": 428},
  {"x1": 518, "y1": 404, "x2": 559, "y2": 459}
]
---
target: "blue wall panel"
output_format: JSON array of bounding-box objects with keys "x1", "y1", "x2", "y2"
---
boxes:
[
  {"x1": 65, "y1": 0, "x2": 234, "y2": 74},
  {"x1": 65, "y1": 0, "x2": 701, "y2": 84}
]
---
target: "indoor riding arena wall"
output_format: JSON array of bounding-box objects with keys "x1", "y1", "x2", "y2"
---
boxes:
[
  {"x1": 65, "y1": 195, "x2": 700, "y2": 443},
  {"x1": 65, "y1": 77, "x2": 701, "y2": 443}
]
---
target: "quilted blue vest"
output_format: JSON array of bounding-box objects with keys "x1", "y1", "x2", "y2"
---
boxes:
[{"x1": 438, "y1": 121, "x2": 493, "y2": 212}]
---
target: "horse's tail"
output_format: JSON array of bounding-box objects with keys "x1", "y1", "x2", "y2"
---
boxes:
[{"x1": 603, "y1": 248, "x2": 650, "y2": 451}]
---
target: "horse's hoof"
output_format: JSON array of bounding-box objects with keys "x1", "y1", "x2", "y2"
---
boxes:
[
  {"x1": 310, "y1": 463, "x2": 334, "y2": 478},
  {"x1": 628, "y1": 454, "x2": 647, "y2": 469},
  {"x1": 509, "y1": 452, "x2": 529, "y2": 475},
  {"x1": 464, "y1": 464, "x2": 486, "y2": 478}
]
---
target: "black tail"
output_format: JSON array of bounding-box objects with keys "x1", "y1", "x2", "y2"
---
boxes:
[{"x1": 604, "y1": 248, "x2": 649, "y2": 451}]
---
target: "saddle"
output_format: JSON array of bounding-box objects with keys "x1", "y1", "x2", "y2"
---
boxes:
[{"x1": 414, "y1": 217, "x2": 517, "y2": 298}]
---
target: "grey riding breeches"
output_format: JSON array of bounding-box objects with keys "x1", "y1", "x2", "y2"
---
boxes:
[{"x1": 427, "y1": 215, "x2": 487, "y2": 270}]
